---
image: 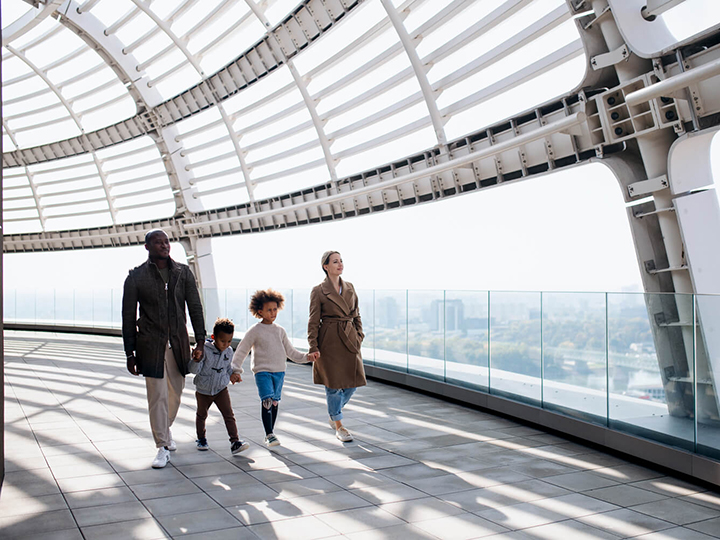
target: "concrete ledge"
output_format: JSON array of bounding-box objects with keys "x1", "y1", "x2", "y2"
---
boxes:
[{"x1": 365, "y1": 363, "x2": 720, "y2": 488}]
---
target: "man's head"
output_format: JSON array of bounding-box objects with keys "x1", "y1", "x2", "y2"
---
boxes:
[{"x1": 145, "y1": 229, "x2": 170, "y2": 260}]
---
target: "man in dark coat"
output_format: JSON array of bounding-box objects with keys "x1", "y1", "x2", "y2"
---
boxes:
[{"x1": 122, "y1": 229, "x2": 206, "y2": 468}]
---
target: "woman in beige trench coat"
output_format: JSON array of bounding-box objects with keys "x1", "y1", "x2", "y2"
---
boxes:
[{"x1": 308, "y1": 250, "x2": 366, "y2": 442}]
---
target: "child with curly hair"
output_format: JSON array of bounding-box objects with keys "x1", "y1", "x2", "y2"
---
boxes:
[
  {"x1": 189, "y1": 317, "x2": 248, "y2": 454},
  {"x1": 231, "y1": 289, "x2": 318, "y2": 447}
]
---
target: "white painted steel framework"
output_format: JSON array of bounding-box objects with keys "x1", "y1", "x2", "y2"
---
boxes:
[{"x1": 4, "y1": 0, "x2": 720, "y2": 421}]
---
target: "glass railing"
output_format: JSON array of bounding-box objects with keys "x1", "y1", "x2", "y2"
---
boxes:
[{"x1": 5, "y1": 287, "x2": 720, "y2": 462}]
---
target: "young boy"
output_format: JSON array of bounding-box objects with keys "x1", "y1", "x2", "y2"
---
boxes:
[
  {"x1": 230, "y1": 289, "x2": 318, "y2": 447},
  {"x1": 189, "y1": 317, "x2": 249, "y2": 454}
]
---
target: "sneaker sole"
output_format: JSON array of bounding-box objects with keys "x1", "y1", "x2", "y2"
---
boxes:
[
  {"x1": 197, "y1": 446, "x2": 209, "y2": 451},
  {"x1": 151, "y1": 459, "x2": 169, "y2": 468},
  {"x1": 265, "y1": 439, "x2": 280, "y2": 447},
  {"x1": 232, "y1": 443, "x2": 250, "y2": 454}
]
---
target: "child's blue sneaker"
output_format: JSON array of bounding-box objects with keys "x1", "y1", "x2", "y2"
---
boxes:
[{"x1": 196, "y1": 438, "x2": 209, "y2": 451}]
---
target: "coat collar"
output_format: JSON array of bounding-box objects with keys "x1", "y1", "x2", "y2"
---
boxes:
[{"x1": 320, "y1": 276, "x2": 350, "y2": 313}]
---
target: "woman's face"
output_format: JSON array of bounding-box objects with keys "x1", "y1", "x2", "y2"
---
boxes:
[{"x1": 324, "y1": 253, "x2": 343, "y2": 277}]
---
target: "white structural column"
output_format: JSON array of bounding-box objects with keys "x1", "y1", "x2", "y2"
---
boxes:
[
  {"x1": 244, "y1": 0, "x2": 340, "y2": 184},
  {"x1": 4, "y1": 42, "x2": 119, "y2": 225},
  {"x1": 380, "y1": 0, "x2": 447, "y2": 147}
]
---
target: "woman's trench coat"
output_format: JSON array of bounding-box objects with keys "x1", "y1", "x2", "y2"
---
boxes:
[{"x1": 308, "y1": 277, "x2": 366, "y2": 390}]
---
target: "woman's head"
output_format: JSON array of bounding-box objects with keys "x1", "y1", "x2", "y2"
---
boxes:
[{"x1": 321, "y1": 251, "x2": 343, "y2": 277}]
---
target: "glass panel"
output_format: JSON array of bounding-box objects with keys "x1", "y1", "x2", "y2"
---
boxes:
[
  {"x1": 374, "y1": 290, "x2": 407, "y2": 372},
  {"x1": 111, "y1": 289, "x2": 123, "y2": 328},
  {"x1": 224, "y1": 289, "x2": 248, "y2": 338},
  {"x1": 74, "y1": 290, "x2": 94, "y2": 327},
  {"x1": 36, "y1": 289, "x2": 54, "y2": 325},
  {"x1": 92, "y1": 289, "x2": 112, "y2": 328},
  {"x1": 358, "y1": 289, "x2": 374, "y2": 365},
  {"x1": 695, "y1": 294, "x2": 720, "y2": 460},
  {"x1": 608, "y1": 293, "x2": 694, "y2": 452},
  {"x1": 16, "y1": 289, "x2": 36, "y2": 323},
  {"x1": 291, "y1": 288, "x2": 311, "y2": 349},
  {"x1": 489, "y1": 291, "x2": 541, "y2": 404},
  {"x1": 274, "y1": 288, "x2": 293, "y2": 339},
  {"x1": 445, "y1": 290, "x2": 489, "y2": 391},
  {"x1": 203, "y1": 288, "x2": 226, "y2": 335},
  {"x1": 56, "y1": 290, "x2": 74, "y2": 326},
  {"x1": 542, "y1": 292, "x2": 607, "y2": 423},
  {"x1": 407, "y1": 290, "x2": 444, "y2": 380},
  {"x1": 4, "y1": 289, "x2": 16, "y2": 323}
]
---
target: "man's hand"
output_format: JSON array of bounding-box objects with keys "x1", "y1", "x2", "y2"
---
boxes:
[
  {"x1": 230, "y1": 373, "x2": 242, "y2": 384},
  {"x1": 192, "y1": 345, "x2": 203, "y2": 361},
  {"x1": 126, "y1": 355, "x2": 139, "y2": 376}
]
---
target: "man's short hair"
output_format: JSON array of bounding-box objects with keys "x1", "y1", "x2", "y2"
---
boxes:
[
  {"x1": 144, "y1": 229, "x2": 166, "y2": 245},
  {"x1": 213, "y1": 317, "x2": 235, "y2": 336}
]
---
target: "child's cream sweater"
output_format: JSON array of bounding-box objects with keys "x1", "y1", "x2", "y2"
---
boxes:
[{"x1": 231, "y1": 322, "x2": 308, "y2": 374}]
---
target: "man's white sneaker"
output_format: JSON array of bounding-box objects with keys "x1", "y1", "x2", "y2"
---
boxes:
[
  {"x1": 336, "y1": 426, "x2": 353, "y2": 442},
  {"x1": 151, "y1": 447, "x2": 171, "y2": 468},
  {"x1": 167, "y1": 440, "x2": 177, "y2": 452}
]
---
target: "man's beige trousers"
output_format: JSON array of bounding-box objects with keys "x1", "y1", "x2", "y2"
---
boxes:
[{"x1": 145, "y1": 343, "x2": 184, "y2": 448}]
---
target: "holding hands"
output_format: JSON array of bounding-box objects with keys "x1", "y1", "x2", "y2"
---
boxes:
[
  {"x1": 230, "y1": 372, "x2": 242, "y2": 384},
  {"x1": 308, "y1": 351, "x2": 320, "y2": 362}
]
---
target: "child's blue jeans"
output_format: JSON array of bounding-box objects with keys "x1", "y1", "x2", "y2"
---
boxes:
[
  {"x1": 255, "y1": 371, "x2": 285, "y2": 402},
  {"x1": 325, "y1": 387, "x2": 356, "y2": 421}
]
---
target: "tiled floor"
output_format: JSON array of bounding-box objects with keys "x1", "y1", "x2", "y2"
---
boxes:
[{"x1": 2, "y1": 331, "x2": 720, "y2": 540}]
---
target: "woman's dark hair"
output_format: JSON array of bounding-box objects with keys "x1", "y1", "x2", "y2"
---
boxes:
[
  {"x1": 249, "y1": 289, "x2": 285, "y2": 318},
  {"x1": 213, "y1": 317, "x2": 234, "y2": 336}
]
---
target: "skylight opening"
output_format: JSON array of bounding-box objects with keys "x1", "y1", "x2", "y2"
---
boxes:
[
  {"x1": 251, "y1": 165, "x2": 331, "y2": 201},
  {"x1": 332, "y1": 102, "x2": 430, "y2": 154},
  {"x1": 5, "y1": 198, "x2": 35, "y2": 210},
  {"x1": 1, "y1": 0, "x2": 32, "y2": 27},
  {"x1": 249, "y1": 146, "x2": 326, "y2": 179},
  {"x1": 88, "y1": 1, "x2": 136, "y2": 29},
  {"x1": 195, "y1": 171, "x2": 245, "y2": 194},
  {"x1": 197, "y1": 15, "x2": 266, "y2": 76},
  {"x1": 316, "y1": 53, "x2": 413, "y2": 116},
  {"x1": 13, "y1": 120, "x2": 81, "y2": 148},
  {"x1": 292, "y1": 0, "x2": 387, "y2": 75},
  {"x1": 401, "y1": 0, "x2": 460, "y2": 35},
  {"x1": 28, "y1": 152, "x2": 95, "y2": 173},
  {"x1": 5, "y1": 187, "x2": 33, "y2": 201},
  {"x1": 264, "y1": 0, "x2": 307, "y2": 27},
  {"x1": 106, "y1": 162, "x2": 168, "y2": 185},
  {"x1": 80, "y1": 99, "x2": 137, "y2": 132},
  {"x1": 181, "y1": 126, "x2": 233, "y2": 152},
  {"x1": 116, "y1": 203, "x2": 175, "y2": 224},
  {"x1": 662, "y1": 0, "x2": 720, "y2": 42},
  {"x1": 31, "y1": 164, "x2": 98, "y2": 185},
  {"x1": 153, "y1": 64, "x2": 203, "y2": 101},
  {"x1": 1, "y1": 54, "x2": 32, "y2": 81},
  {"x1": 44, "y1": 199, "x2": 109, "y2": 217},
  {"x1": 443, "y1": 55, "x2": 586, "y2": 140},
  {"x1": 174, "y1": 106, "x2": 223, "y2": 139},
  {"x1": 324, "y1": 78, "x2": 421, "y2": 134},
  {"x1": 1, "y1": 75, "x2": 47, "y2": 103},
  {"x1": 7, "y1": 16, "x2": 57, "y2": 52},
  {"x1": 116, "y1": 188, "x2": 174, "y2": 209},
  {"x1": 114, "y1": 12, "x2": 159, "y2": 53},
  {"x1": 191, "y1": 157, "x2": 242, "y2": 181},
  {"x1": 185, "y1": 140, "x2": 237, "y2": 165},
  {"x1": 37, "y1": 177, "x2": 103, "y2": 197},
  {"x1": 335, "y1": 125, "x2": 437, "y2": 177},
  {"x1": 5, "y1": 209, "x2": 40, "y2": 221},
  {"x1": 305, "y1": 27, "x2": 400, "y2": 96},
  {"x1": 96, "y1": 136, "x2": 157, "y2": 160},
  {"x1": 245, "y1": 127, "x2": 319, "y2": 163},
  {"x1": 196, "y1": 189, "x2": 250, "y2": 210},
  {"x1": 111, "y1": 175, "x2": 168, "y2": 196},
  {"x1": 232, "y1": 98, "x2": 306, "y2": 142},
  {"x1": 240, "y1": 108, "x2": 313, "y2": 148},
  {"x1": 5, "y1": 90, "x2": 60, "y2": 117},
  {"x1": 42, "y1": 189, "x2": 107, "y2": 207},
  {"x1": 223, "y1": 65, "x2": 297, "y2": 115},
  {"x1": 2, "y1": 171, "x2": 29, "y2": 188}
]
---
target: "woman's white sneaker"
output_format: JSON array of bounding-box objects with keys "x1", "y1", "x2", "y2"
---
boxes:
[
  {"x1": 335, "y1": 426, "x2": 353, "y2": 442},
  {"x1": 151, "y1": 447, "x2": 171, "y2": 468}
]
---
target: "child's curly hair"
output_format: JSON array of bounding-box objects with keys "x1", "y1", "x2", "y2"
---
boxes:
[
  {"x1": 213, "y1": 317, "x2": 235, "y2": 336},
  {"x1": 249, "y1": 289, "x2": 285, "y2": 318}
]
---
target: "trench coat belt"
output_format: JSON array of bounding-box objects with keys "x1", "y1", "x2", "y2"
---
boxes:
[{"x1": 322, "y1": 316, "x2": 360, "y2": 354}]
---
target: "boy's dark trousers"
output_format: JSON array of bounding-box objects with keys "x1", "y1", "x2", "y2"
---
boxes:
[{"x1": 195, "y1": 387, "x2": 239, "y2": 442}]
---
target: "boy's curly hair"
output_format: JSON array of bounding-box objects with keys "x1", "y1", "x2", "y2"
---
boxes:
[
  {"x1": 213, "y1": 317, "x2": 235, "y2": 336},
  {"x1": 249, "y1": 289, "x2": 285, "y2": 318}
]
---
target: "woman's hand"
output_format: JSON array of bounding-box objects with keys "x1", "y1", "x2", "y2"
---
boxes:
[{"x1": 230, "y1": 373, "x2": 242, "y2": 384}]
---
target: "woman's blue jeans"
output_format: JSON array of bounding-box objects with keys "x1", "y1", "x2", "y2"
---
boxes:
[{"x1": 325, "y1": 387, "x2": 356, "y2": 421}]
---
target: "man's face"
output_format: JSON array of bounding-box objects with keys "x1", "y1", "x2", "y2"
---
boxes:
[{"x1": 145, "y1": 231, "x2": 170, "y2": 260}]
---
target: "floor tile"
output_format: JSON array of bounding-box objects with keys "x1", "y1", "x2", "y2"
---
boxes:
[
  {"x1": 247, "y1": 514, "x2": 341, "y2": 540},
  {"x1": 380, "y1": 496, "x2": 468, "y2": 522},
  {"x1": 631, "y1": 498, "x2": 720, "y2": 525},
  {"x1": 634, "y1": 527, "x2": 720, "y2": 539},
  {"x1": 143, "y1": 492, "x2": 221, "y2": 517},
  {"x1": 72, "y1": 500, "x2": 152, "y2": 527},
  {"x1": 413, "y1": 512, "x2": 510, "y2": 540},
  {"x1": 81, "y1": 517, "x2": 170, "y2": 540},
  {"x1": 577, "y1": 508, "x2": 676, "y2": 537},
  {"x1": 155, "y1": 508, "x2": 242, "y2": 536}
]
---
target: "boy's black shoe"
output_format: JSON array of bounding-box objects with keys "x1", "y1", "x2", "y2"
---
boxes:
[
  {"x1": 196, "y1": 438, "x2": 209, "y2": 451},
  {"x1": 231, "y1": 440, "x2": 249, "y2": 454}
]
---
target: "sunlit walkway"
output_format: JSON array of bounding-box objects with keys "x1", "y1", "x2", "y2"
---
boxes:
[{"x1": 2, "y1": 331, "x2": 720, "y2": 540}]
